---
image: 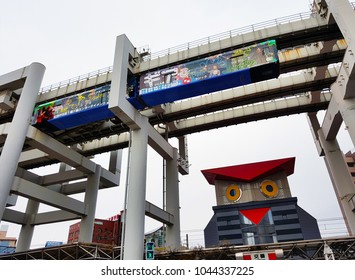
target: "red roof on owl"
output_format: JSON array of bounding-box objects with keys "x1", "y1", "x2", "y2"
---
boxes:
[{"x1": 201, "y1": 157, "x2": 295, "y2": 184}]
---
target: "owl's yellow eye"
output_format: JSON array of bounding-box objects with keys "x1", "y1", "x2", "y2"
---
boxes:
[
  {"x1": 260, "y1": 180, "x2": 279, "y2": 198},
  {"x1": 225, "y1": 184, "x2": 242, "y2": 202}
]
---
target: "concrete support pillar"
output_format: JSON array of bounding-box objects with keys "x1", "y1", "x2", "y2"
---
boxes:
[
  {"x1": 0, "y1": 62, "x2": 45, "y2": 220},
  {"x1": 327, "y1": 82, "x2": 355, "y2": 146},
  {"x1": 78, "y1": 165, "x2": 101, "y2": 242},
  {"x1": 15, "y1": 200, "x2": 40, "y2": 252},
  {"x1": 122, "y1": 121, "x2": 148, "y2": 260},
  {"x1": 178, "y1": 136, "x2": 188, "y2": 160},
  {"x1": 109, "y1": 150, "x2": 123, "y2": 179},
  {"x1": 109, "y1": 34, "x2": 140, "y2": 129},
  {"x1": 165, "y1": 148, "x2": 181, "y2": 249},
  {"x1": 340, "y1": 104, "x2": 355, "y2": 146},
  {"x1": 307, "y1": 112, "x2": 323, "y2": 156},
  {"x1": 318, "y1": 129, "x2": 355, "y2": 235},
  {"x1": 59, "y1": 162, "x2": 71, "y2": 173}
]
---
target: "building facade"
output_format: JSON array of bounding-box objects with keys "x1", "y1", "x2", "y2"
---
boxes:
[
  {"x1": 67, "y1": 213, "x2": 164, "y2": 249},
  {"x1": 203, "y1": 157, "x2": 321, "y2": 247},
  {"x1": 0, "y1": 225, "x2": 16, "y2": 254},
  {"x1": 67, "y1": 214, "x2": 122, "y2": 246}
]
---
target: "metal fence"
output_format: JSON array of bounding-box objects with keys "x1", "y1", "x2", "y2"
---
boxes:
[
  {"x1": 147, "y1": 12, "x2": 314, "y2": 61},
  {"x1": 39, "y1": 11, "x2": 315, "y2": 95},
  {"x1": 39, "y1": 66, "x2": 113, "y2": 95},
  {"x1": 39, "y1": 2, "x2": 355, "y2": 95}
]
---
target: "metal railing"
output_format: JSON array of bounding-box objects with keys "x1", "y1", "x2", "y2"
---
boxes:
[
  {"x1": 147, "y1": 12, "x2": 314, "y2": 61},
  {"x1": 39, "y1": 66, "x2": 113, "y2": 95},
  {"x1": 40, "y1": 1, "x2": 355, "y2": 96},
  {"x1": 39, "y1": 11, "x2": 318, "y2": 95}
]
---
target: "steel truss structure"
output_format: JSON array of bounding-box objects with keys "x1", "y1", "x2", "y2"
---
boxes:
[
  {"x1": 156, "y1": 236, "x2": 355, "y2": 260},
  {"x1": 0, "y1": 242, "x2": 121, "y2": 260},
  {"x1": 0, "y1": 236, "x2": 354, "y2": 260}
]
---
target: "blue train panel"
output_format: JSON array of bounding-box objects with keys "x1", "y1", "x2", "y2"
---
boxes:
[
  {"x1": 32, "y1": 41, "x2": 279, "y2": 132},
  {"x1": 138, "y1": 69, "x2": 252, "y2": 107},
  {"x1": 126, "y1": 96, "x2": 146, "y2": 110},
  {"x1": 46, "y1": 104, "x2": 114, "y2": 130},
  {"x1": 127, "y1": 40, "x2": 279, "y2": 109},
  {"x1": 32, "y1": 85, "x2": 113, "y2": 131}
]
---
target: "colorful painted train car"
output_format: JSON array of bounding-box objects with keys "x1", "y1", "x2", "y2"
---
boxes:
[
  {"x1": 32, "y1": 40, "x2": 279, "y2": 131},
  {"x1": 127, "y1": 40, "x2": 279, "y2": 109},
  {"x1": 32, "y1": 84, "x2": 113, "y2": 131}
]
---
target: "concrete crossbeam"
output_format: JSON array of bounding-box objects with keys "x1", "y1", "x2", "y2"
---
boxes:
[
  {"x1": 145, "y1": 201, "x2": 174, "y2": 225},
  {"x1": 26, "y1": 126, "x2": 96, "y2": 174},
  {"x1": 11, "y1": 177, "x2": 86, "y2": 216},
  {"x1": 32, "y1": 210, "x2": 80, "y2": 226}
]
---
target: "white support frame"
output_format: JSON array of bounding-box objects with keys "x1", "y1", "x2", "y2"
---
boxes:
[
  {"x1": 109, "y1": 35, "x2": 182, "y2": 259},
  {"x1": 307, "y1": 0, "x2": 355, "y2": 234}
]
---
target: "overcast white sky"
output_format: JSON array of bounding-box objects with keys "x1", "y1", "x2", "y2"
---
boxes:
[{"x1": 1, "y1": 0, "x2": 353, "y2": 248}]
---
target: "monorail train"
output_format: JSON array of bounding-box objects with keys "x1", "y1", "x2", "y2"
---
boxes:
[
  {"x1": 32, "y1": 40, "x2": 279, "y2": 131},
  {"x1": 32, "y1": 84, "x2": 113, "y2": 131},
  {"x1": 127, "y1": 39, "x2": 279, "y2": 110}
]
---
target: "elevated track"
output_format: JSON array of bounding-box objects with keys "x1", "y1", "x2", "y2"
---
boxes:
[
  {"x1": 1, "y1": 1, "x2": 355, "y2": 258},
  {"x1": 1, "y1": 11, "x2": 348, "y2": 169}
]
